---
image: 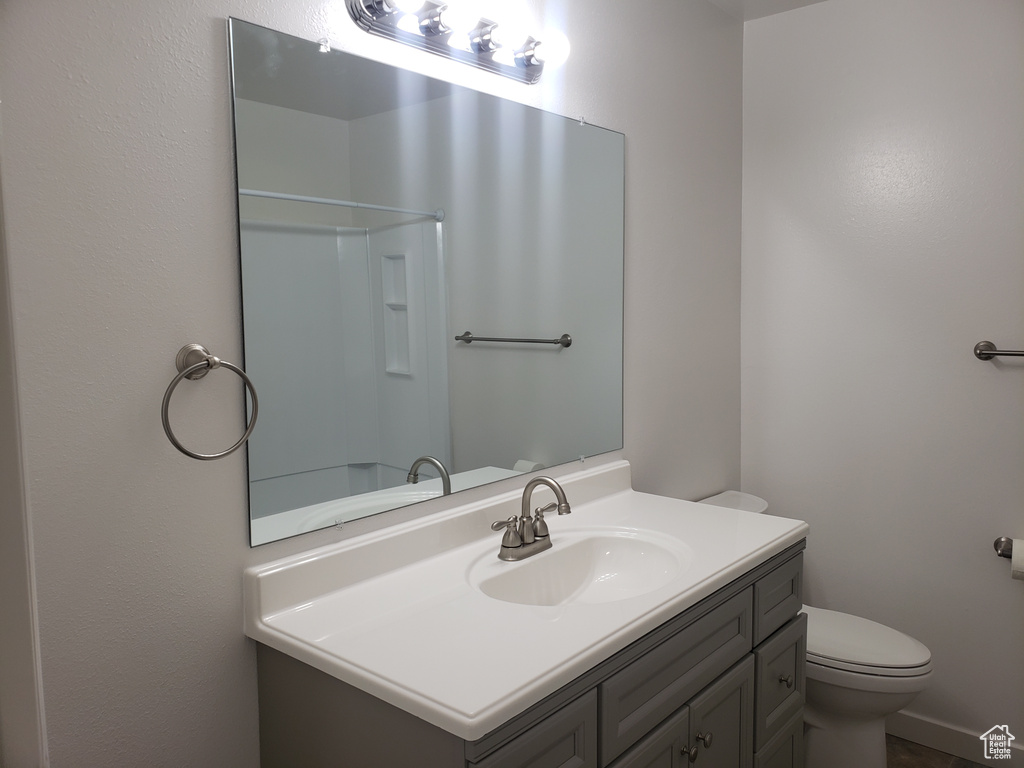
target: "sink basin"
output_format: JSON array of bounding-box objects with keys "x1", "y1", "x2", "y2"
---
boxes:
[{"x1": 471, "y1": 531, "x2": 692, "y2": 606}]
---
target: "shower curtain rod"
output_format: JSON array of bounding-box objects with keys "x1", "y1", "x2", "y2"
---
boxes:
[{"x1": 239, "y1": 188, "x2": 445, "y2": 222}]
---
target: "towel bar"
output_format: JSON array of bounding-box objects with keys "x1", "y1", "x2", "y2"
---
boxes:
[
  {"x1": 455, "y1": 331, "x2": 572, "y2": 348},
  {"x1": 974, "y1": 341, "x2": 1024, "y2": 360}
]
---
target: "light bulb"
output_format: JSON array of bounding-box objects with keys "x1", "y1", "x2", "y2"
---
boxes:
[
  {"x1": 535, "y1": 29, "x2": 570, "y2": 68},
  {"x1": 393, "y1": 0, "x2": 427, "y2": 12},
  {"x1": 489, "y1": 19, "x2": 530, "y2": 50},
  {"x1": 395, "y1": 13, "x2": 421, "y2": 33},
  {"x1": 441, "y1": 1, "x2": 482, "y2": 37},
  {"x1": 478, "y1": 0, "x2": 534, "y2": 49}
]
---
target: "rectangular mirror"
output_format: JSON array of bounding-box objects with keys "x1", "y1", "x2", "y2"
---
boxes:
[{"x1": 229, "y1": 19, "x2": 624, "y2": 545}]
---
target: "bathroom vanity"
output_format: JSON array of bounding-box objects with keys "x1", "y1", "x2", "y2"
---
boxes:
[{"x1": 244, "y1": 461, "x2": 808, "y2": 767}]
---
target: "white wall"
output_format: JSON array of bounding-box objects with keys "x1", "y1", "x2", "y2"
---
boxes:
[
  {"x1": 742, "y1": 0, "x2": 1024, "y2": 759},
  {"x1": 0, "y1": 0, "x2": 742, "y2": 763}
]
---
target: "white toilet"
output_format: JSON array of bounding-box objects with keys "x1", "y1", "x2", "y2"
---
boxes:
[{"x1": 700, "y1": 491, "x2": 932, "y2": 768}]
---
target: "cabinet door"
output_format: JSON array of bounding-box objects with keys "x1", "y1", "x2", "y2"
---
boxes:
[
  {"x1": 609, "y1": 706, "x2": 689, "y2": 768},
  {"x1": 686, "y1": 656, "x2": 754, "y2": 768},
  {"x1": 600, "y1": 589, "x2": 753, "y2": 764},
  {"x1": 753, "y1": 712, "x2": 803, "y2": 768},
  {"x1": 754, "y1": 614, "x2": 806, "y2": 751},
  {"x1": 472, "y1": 691, "x2": 597, "y2": 768}
]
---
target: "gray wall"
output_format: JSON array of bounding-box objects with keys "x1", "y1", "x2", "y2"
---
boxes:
[
  {"x1": 742, "y1": 0, "x2": 1024, "y2": 761},
  {"x1": 0, "y1": 134, "x2": 46, "y2": 766},
  {"x1": 0, "y1": 0, "x2": 742, "y2": 764},
  {"x1": 347, "y1": 94, "x2": 625, "y2": 472}
]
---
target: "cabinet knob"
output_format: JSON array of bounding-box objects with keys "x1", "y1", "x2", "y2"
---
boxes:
[
  {"x1": 779, "y1": 674, "x2": 794, "y2": 689},
  {"x1": 697, "y1": 731, "x2": 713, "y2": 748},
  {"x1": 683, "y1": 744, "x2": 699, "y2": 762}
]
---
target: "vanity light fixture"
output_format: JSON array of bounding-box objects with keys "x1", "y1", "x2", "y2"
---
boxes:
[{"x1": 345, "y1": 0, "x2": 567, "y2": 84}]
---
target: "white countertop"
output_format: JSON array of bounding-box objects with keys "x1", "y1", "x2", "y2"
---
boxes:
[{"x1": 243, "y1": 460, "x2": 808, "y2": 740}]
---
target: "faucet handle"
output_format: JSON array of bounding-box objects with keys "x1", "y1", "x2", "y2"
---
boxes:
[
  {"x1": 532, "y1": 502, "x2": 556, "y2": 538},
  {"x1": 491, "y1": 516, "x2": 522, "y2": 549},
  {"x1": 534, "y1": 501, "x2": 557, "y2": 516}
]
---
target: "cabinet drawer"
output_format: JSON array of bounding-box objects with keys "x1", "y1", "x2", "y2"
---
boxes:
[
  {"x1": 754, "y1": 613, "x2": 806, "y2": 751},
  {"x1": 471, "y1": 690, "x2": 597, "y2": 768},
  {"x1": 599, "y1": 588, "x2": 753, "y2": 765},
  {"x1": 753, "y1": 553, "x2": 802, "y2": 645},
  {"x1": 753, "y1": 711, "x2": 804, "y2": 768}
]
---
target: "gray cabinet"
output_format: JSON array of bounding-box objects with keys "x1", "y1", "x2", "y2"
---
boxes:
[
  {"x1": 600, "y1": 589, "x2": 752, "y2": 763},
  {"x1": 688, "y1": 656, "x2": 755, "y2": 768},
  {"x1": 752, "y1": 553, "x2": 803, "y2": 645},
  {"x1": 608, "y1": 704, "x2": 690, "y2": 768},
  {"x1": 256, "y1": 543, "x2": 806, "y2": 768},
  {"x1": 609, "y1": 655, "x2": 756, "y2": 768},
  {"x1": 754, "y1": 714, "x2": 804, "y2": 768},
  {"x1": 473, "y1": 692, "x2": 598, "y2": 768},
  {"x1": 753, "y1": 614, "x2": 806, "y2": 753}
]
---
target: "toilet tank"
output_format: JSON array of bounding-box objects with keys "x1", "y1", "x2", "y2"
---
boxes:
[{"x1": 699, "y1": 490, "x2": 769, "y2": 514}]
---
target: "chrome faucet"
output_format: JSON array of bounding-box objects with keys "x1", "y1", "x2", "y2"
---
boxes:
[
  {"x1": 490, "y1": 476, "x2": 572, "y2": 561},
  {"x1": 406, "y1": 456, "x2": 452, "y2": 496}
]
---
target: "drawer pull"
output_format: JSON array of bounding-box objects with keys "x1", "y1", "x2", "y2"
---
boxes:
[{"x1": 683, "y1": 732, "x2": 713, "y2": 762}]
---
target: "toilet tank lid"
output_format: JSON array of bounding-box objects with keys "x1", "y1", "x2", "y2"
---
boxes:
[
  {"x1": 802, "y1": 605, "x2": 931, "y2": 670},
  {"x1": 698, "y1": 491, "x2": 769, "y2": 514}
]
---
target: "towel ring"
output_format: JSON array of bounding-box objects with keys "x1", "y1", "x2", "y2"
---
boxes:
[{"x1": 161, "y1": 344, "x2": 258, "y2": 460}]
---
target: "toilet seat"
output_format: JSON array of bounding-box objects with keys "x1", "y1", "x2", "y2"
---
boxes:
[{"x1": 802, "y1": 605, "x2": 932, "y2": 678}]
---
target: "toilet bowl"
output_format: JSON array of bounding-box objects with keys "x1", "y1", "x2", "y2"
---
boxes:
[
  {"x1": 699, "y1": 492, "x2": 932, "y2": 768},
  {"x1": 801, "y1": 604, "x2": 931, "y2": 768}
]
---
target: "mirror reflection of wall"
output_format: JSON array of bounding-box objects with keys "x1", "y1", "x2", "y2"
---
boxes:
[{"x1": 230, "y1": 19, "x2": 624, "y2": 546}]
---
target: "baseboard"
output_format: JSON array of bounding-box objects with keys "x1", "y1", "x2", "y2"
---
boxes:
[{"x1": 888, "y1": 711, "x2": 1023, "y2": 766}]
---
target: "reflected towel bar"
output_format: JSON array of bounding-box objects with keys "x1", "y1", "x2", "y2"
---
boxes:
[
  {"x1": 974, "y1": 341, "x2": 1024, "y2": 360},
  {"x1": 455, "y1": 331, "x2": 572, "y2": 348},
  {"x1": 239, "y1": 188, "x2": 445, "y2": 222}
]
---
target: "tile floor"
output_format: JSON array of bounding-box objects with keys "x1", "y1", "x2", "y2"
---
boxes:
[{"x1": 886, "y1": 735, "x2": 989, "y2": 768}]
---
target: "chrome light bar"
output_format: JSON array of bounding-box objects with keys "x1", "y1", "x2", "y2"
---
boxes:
[{"x1": 346, "y1": 0, "x2": 546, "y2": 84}]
